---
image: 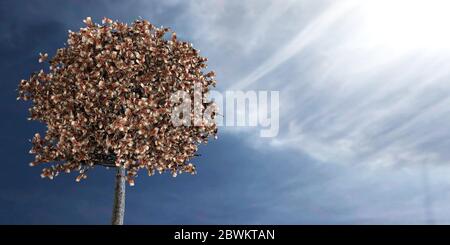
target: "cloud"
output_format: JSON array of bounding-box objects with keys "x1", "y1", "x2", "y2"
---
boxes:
[
  {"x1": 165, "y1": 0, "x2": 450, "y2": 223},
  {"x1": 179, "y1": 0, "x2": 450, "y2": 171},
  {"x1": 272, "y1": 39, "x2": 450, "y2": 167},
  {"x1": 175, "y1": 0, "x2": 450, "y2": 172},
  {"x1": 229, "y1": 0, "x2": 359, "y2": 90}
]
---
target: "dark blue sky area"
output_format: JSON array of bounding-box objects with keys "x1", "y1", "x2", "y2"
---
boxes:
[{"x1": 0, "y1": 0, "x2": 313, "y2": 224}]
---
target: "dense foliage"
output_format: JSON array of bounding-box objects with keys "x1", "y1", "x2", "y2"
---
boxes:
[{"x1": 18, "y1": 17, "x2": 218, "y2": 185}]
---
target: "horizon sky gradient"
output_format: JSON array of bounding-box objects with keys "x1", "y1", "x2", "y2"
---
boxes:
[{"x1": 2, "y1": 0, "x2": 450, "y2": 224}]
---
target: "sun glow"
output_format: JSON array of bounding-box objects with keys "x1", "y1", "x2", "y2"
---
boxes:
[{"x1": 359, "y1": 0, "x2": 450, "y2": 53}]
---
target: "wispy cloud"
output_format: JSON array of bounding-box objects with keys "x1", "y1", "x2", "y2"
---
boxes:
[
  {"x1": 181, "y1": 0, "x2": 450, "y2": 170},
  {"x1": 230, "y1": 0, "x2": 358, "y2": 90},
  {"x1": 175, "y1": 1, "x2": 450, "y2": 224}
]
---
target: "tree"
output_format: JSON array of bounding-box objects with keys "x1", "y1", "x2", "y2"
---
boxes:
[{"x1": 17, "y1": 17, "x2": 218, "y2": 225}]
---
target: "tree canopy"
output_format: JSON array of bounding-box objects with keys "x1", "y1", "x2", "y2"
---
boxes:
[{"x1": 18, "y1": 17, "x2": 218, "y2": 185}]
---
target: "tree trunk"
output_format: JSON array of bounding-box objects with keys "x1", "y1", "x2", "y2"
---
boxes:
[{"x1": 111, "y1": 166, "x2": 126, "y2": 225}]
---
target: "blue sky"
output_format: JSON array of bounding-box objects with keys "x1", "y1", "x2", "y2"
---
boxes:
[{"x1": 2, "y1": 0, "x2": 450, "y2": 224}]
